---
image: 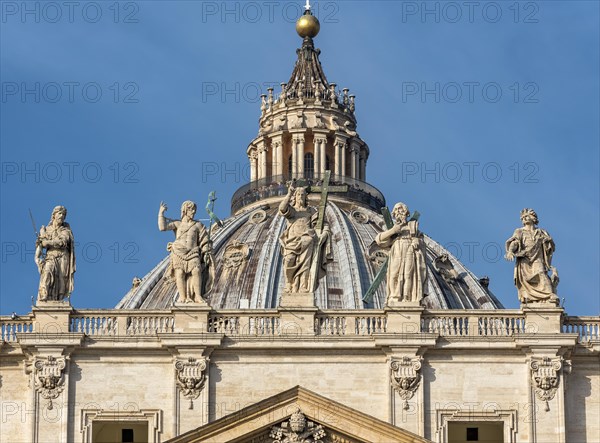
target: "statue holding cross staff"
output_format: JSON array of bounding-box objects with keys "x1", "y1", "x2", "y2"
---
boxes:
[{"x1": 279, "y1": 176, "x2": 331, "y2": 294}]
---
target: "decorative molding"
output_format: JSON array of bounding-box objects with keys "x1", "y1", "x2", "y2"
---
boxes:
[
  {"x1": 530, "y1": 357, "x2": 564, "y2": 411},
  {"x1": 390, "y1": 356, "x2": 422, "y2": 410},
  {"x1": 81, "y1": 408, "x2": 162, "y2": 443},
  {"x1": 436, "y1": 408, "x2": 517, "y2": 443},
  {"x1": 269, "y1": 407, "x2": 326, "y2": 442},
  {"x1": 33, "y1": 355, "x2": 67, "y2": 410},
  {"x1": 175, "y1": 357, "x2": 208, "y2": 410}
]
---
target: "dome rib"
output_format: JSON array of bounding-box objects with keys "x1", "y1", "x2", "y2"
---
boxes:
[{"x1": 116, "y1": 202, "x2": 503, "y2": 311}]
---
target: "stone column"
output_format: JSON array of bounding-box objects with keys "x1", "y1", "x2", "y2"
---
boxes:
[
  {"x1": 315, "y1": 135, "x2": 327, "y2": 177},
  {"x1": 255, "y1": 140, "x2": 267, "y2": 180},
  {"x1": 341, "y1": 142, "x2": 346, "y2": 177},
  {"x1": 314, "y1": 139, "x2": 321, "y2": 179},
  {"x1": 291, "y1": 137, "x2": 298, "y2": 179},
  {"x1": 271, "y1": 134, "x2": 283, "y2": 178},
  {"x1": 322, "y1": 140, "x2": 327, "y2": 175},
  {"x1": 334, "y1": 136, "x2": 348, "y2": 179},
  {"x1": 350, "y1": 140, "x2": 360, "y2": 179},
  {"x1": 249, "y1": 152, "x2": 257, "y2": 182},
  {"x1": 297, "y1": 135, "x2": 305, "y2": 178},
  {"x1": 259, "y1": 147, "x2": 267, "y2": 180}
]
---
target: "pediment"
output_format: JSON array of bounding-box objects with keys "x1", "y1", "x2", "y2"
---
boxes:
[{"x1": 167, "y1": 386, "x2": 430, "y2": 443}]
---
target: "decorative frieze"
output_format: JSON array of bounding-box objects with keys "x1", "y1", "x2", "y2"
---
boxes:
[
  {"x1": 390, "y1": 356, "x2": 422, "y2": 410},
  {"x1": 175, "y1": 357, "x2": 208, "y2": 409},
  {"x1": 33, "y1": 355, "x2": 67, "y2": 410}
]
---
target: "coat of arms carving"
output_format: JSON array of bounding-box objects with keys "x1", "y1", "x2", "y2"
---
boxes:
[
  {"x1": 175, "y1": 357, "x2": 208, "y2": 409},
  {"x1": 33, "y1": 356, "x2": 67, "y2": 410},
  {"x1": 390, "y1": 356, "x2": 422, "y2": 410},
  {"x1": 530, "y1": 357, "x2": 564, "y2": 411},
  {"x1": 269, "y1": 407, "x2": 326, "y2": 443}
]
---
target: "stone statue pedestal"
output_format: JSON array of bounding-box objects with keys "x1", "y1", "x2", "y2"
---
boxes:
[
  {"x1": 279, "y1": 292, "x2": 316, "y2": 308},
  {"x1": 33, "y1": 300, "x2": 73, "y2": 335},
  {"x1": 385, "y1": 304, "x2": 424, "y2": 334},
  {"x1": 279, "y1": 292, "x2": 317, "y2": 336},
  {"x1": 523, "y1": 303, "x2": 564, "y2": 334},
  {"x1": 174, "y1": 299, "x2": 209, "y2": 307},
  {"x1": 171, "y1": 304, "x2": 212, "y2": 333},
  {"x1": 36, "y1": 299, "x2": 72, "y2": 307},
  {"x1": 386, "y1": 299, "x2": 421, "y2": 309}
]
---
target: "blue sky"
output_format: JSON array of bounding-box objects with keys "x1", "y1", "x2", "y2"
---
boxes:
[{"x1": 1, "y1": 1, "x2": 598, "y2": 316}]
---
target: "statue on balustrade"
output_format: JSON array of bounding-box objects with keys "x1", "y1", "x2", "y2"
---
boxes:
[
  {"x1": 375, "y1": 202, "x2": 427, "y2": 305},
  {"x1": 505, "y1": 208, "x2": 559, "y2": 305},
  {"x1": 279, "y1": 184, "x2": 329, "y2": 293},
  {"x1": 158, "y1": 201, "x2": 214, "y2": 304},
  {"x1": 35, "y1": 206, "x2": 76, "y2": 303}
]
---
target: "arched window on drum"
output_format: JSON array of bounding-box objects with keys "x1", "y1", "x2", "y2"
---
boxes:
[{"x1": 304, "y1": 153, "x2": 314, "y2": 179}]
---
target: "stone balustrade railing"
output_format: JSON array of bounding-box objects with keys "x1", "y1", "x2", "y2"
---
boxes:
[
  {"x1": 421, "y1": 310, "x2": 527, "y2": 336},
  {"x1": 69, "y1": 310, "x2": 175, "y2": 336},
  {"x1": 207, "y1": 311, "x2": 281, "y2": 336},
  {"x1": 1, "y1": 310, "x2": 598, "y2": 342},
  {"x1": 0, "y1": 315, "x2": 34, "y2": 342},
  {"x1": 563, "y1": 316, "x2": 600, "y2": 342},
  {"x1": 70, "y1": 312, "x2": 118, "y2": 336},
  {"x1": 315, "y1": 311, "x2": 387, "y2": 335}
]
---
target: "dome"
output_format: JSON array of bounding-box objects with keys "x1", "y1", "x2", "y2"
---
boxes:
[
  {"x1": 116, "y1": 13, "x2": 502, "y2": 312},
  {"x1": 117, "y1": 196, "x2": 502, "y2": 310}
]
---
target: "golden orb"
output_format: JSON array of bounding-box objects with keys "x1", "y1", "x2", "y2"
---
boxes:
[{"x1": 296, "y1": 13, "x2": 320, "y2": 38}]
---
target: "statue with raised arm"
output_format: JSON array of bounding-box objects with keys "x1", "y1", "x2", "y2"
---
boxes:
[
  {"x1": 36, "y1": 206, "x2": 76, "y2": 303},
  {"x1": 375, "y1": 202, "x2": 427, "y2": 305},
  {"x1": 279, "y1": 184, "x2": 329, "y2": 293},
  {"x1": 158, "y1": 201, "x2": 214, "y2": 304},
  {"x1": 505, "y1": 208, "x2": 559, "y2": 305}
]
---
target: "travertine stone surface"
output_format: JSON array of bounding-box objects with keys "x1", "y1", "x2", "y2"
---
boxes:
[{"x1": 0, "y1": 307, "x2": 597, "y2": 442}]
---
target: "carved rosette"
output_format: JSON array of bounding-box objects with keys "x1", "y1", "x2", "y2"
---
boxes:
[
  {"x1": 175, "y1": 357, "x2": 208, "y2": 410},
  {"x1": 270, "y1": 407, "x2": 326, "y2": 443},
  {"x1": 34, "y1": 356, "x2": 67, "y2": 410},
  {"x1": 390, "y1": 357, "x2": 422, "y2": 410},
  {"x1": 529, "y1": 357, "x2": 563, "y2": 412}
]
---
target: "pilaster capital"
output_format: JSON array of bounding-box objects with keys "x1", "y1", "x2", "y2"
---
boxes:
[{"x1": 291, "y1": 133, "x2": 306, "y2": 144}]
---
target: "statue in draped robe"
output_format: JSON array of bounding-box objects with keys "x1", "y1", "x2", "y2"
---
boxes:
[
  {"x1": 36, "y1": 206, "x2": 76, "y2": 303},
  {"x1": 505, "y1": 208, "x2": 558, "y2": 304},
  {"x1": 375, "y1": 202, "x2": 427, "y2": 304}
]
